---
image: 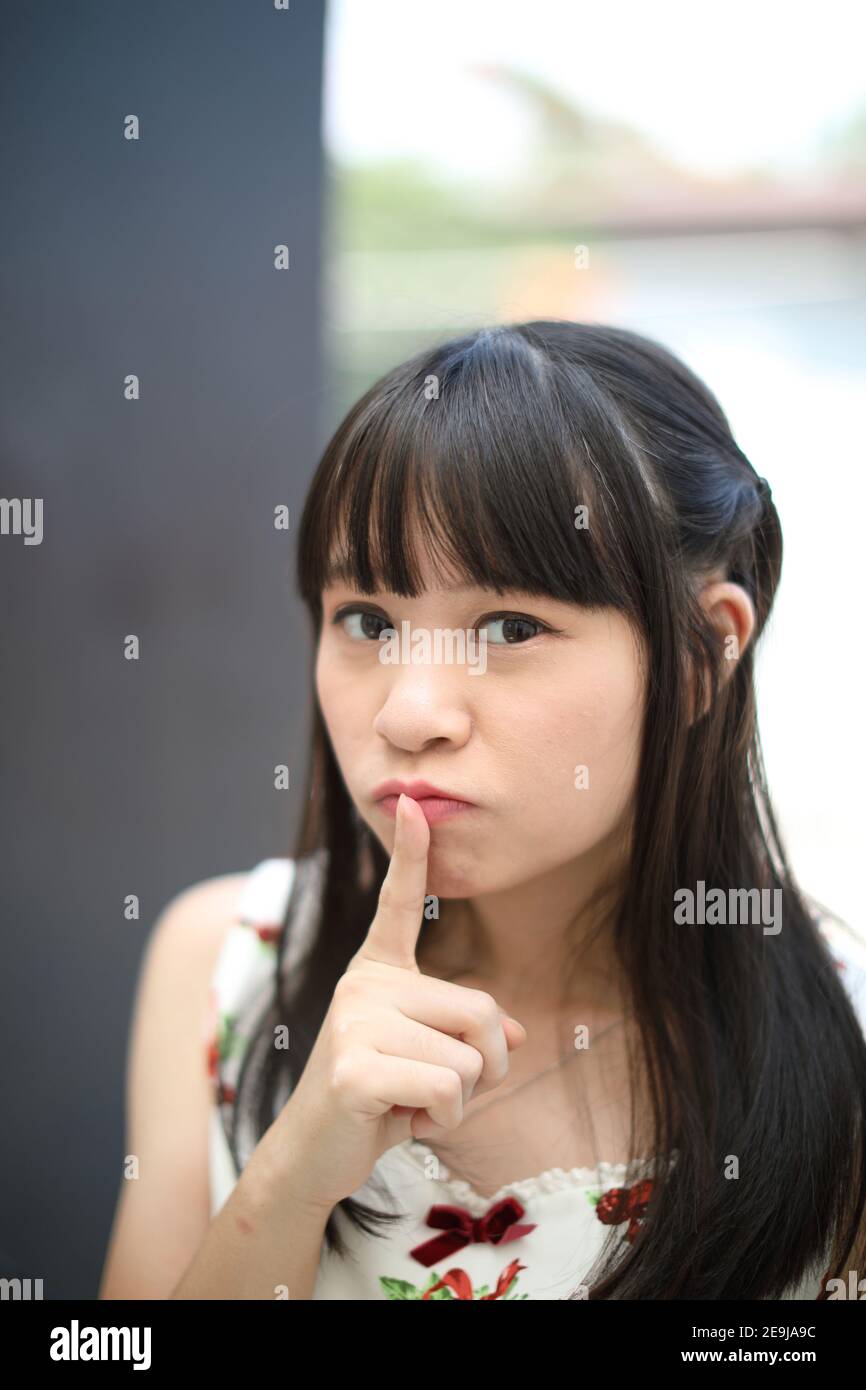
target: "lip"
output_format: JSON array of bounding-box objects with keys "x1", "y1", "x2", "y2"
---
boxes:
[
  {"x1": 372, "y1": 778, "x2": 474, "y2": 804},
  {"x1": 371, "y1": 778, "x2": 478, "y2": 826}
]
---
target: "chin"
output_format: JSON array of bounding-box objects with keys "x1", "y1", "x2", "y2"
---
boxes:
[{"x1": 424, "y1": 848, "x2": 489, "y2": 899}]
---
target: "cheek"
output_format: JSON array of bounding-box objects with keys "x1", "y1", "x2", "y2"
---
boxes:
[
  {"x1": 315, "y1": 648, "x2": 358, "y2": 751},
  {"x1": 573, "y1": 671, "x2": 643, "y2": 772},
  {"x1": 315, "y1": 648, "x2": 383, "y2": 798},
  {"x1": 314, "y1": 649, "x2": 334, "y2": 732},
  {"x1": 503, "y1": 656, "x2": 644, "y2": 835}
]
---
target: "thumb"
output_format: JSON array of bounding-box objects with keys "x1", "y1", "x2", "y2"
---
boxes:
[{"x1": 501, "y1": 1015, "x2": 528, "y2": 1049}]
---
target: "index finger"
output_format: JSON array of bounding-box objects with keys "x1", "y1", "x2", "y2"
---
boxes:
[{"x1": 357, "y1": 793, "x2": 431, "y2": 970}]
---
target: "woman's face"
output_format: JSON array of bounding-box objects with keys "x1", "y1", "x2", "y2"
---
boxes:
[{"x1": 316, "y1": 542, "x2": 647, "y2": 900}]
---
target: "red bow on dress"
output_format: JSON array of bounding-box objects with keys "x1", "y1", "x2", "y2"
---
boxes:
[{"x1": 410, "y1": 1197, "x2": 537, "y2": 1266}]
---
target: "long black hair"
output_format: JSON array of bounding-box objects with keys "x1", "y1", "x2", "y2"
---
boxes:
[{"x1": 229, "y1": 319, "x2": 866, "y2": 1297}]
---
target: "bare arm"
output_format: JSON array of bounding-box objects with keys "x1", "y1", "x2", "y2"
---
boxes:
[
  {"x1": 99, "y1": 872, "x2": 248, "y2": 1299},
  {"x1": 168, "y1": 1108, "x2": 333, "y2": 1300},
  {"x1": 99, "y1": 869, "x2": 335, "y2": 1300}
]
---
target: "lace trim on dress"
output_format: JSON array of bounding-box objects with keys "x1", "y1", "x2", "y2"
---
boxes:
[{"x1": 395, "y1": 1136, "x2": 670, "y2": 1217}]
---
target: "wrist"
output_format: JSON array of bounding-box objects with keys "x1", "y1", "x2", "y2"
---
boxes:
[{"x1": 249, "y1": 1109, "x2": 335, "y2": 1222}]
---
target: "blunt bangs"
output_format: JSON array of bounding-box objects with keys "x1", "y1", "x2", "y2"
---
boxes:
[{"x1": 298, "y1": 326, "x2": 667, "y2": 626}]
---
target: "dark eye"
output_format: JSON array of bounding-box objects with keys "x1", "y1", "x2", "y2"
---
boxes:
[
  {"x1": 479, "y1": 614, "x2": 545, "y2": 645},
  {"x1": 331, "y1": 605, "x2": 550, "y2": 647},
  {"x1": 334, "y1": 608, "x2": 394, "y2": 642}
]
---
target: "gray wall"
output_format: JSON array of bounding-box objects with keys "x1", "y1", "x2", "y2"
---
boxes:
[{"x1": 0, "y1": 1, "x2": 326, "y2": 1297}]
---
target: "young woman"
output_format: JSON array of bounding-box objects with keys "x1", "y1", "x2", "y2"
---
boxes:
[{"x1": 100, "y1": 319, "x2": 866, "y2": 1300}]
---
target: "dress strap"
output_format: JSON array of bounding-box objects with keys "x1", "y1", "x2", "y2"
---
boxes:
[
  {"x1": 234, "y1": 857, "x2": 296, "y2": 928},
  {"x1": 206, "y1": 857, "x2": 297, "y2": 1119}
]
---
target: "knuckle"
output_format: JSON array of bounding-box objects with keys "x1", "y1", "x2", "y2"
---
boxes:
[
  {"x1": 328, "y1": 1053, "x2": 361, "y2": 1097},
  {"x1": 434, "y1": 1069, "x2": 462, "y2": 1106},
  {"x1": 377, "y1": 880, "x2": 415, "y2": 916},
  {"x1": 332, "y1": 1010, "x2": 364, "y2": 1040},
  {"x1": 473, "y1": 990, "x2": 500, "y2": 1020},
  {"x1": 376, "y1": 881, "x2": 402, "y2": 913},
  {"x1": 334, "y1": 972, "x2": 363, "y2": 1002},
  {"x1": 464, "y1": 1047, "x2": 485, "y2": 1085},
  {"x1": 488, "y1": 1052, "x2": 509, "y2": 1086}
]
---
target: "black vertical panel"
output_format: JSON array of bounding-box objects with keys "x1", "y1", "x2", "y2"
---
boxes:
[{"x1": 0, "y1": 1, "x2": 326, "y2": 1296}]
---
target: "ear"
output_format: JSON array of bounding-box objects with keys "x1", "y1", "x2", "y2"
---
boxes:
[{"x1": 690, "y1": 580, "x2": 757, "y2": 722}]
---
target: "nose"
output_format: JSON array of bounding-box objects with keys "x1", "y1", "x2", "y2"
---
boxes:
[{"x1": 372, "y1": 669, "x2": 472, "y2": 753}]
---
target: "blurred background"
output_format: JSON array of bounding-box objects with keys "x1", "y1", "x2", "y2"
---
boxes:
[
  {"x1": 1, "y1": 0, "x2": 864, "y2": 1297},
  {"x1": 321, "y1": 0, "x2": 866, "y2": 927}
]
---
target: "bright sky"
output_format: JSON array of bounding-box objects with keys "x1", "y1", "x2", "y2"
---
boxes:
[{"x1": 324, "y1": 0, "x2": 866, "y2": 180}]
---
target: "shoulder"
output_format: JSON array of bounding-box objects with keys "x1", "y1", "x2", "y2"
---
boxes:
[
  {"x1": 151, "y1": 871, "x2": 249, "y2": 947},
  {"x1": 128, "y1": 856, "x2": 302, "y2": 1100},
  {"x1": 150, "y1": 858, "x2": 297, "y2": 958},
  {"x1": 136, "y1": 859, "x2": 298, "y2": 1036},
  {"x1": 139, "y1": 871, "x2": 249, "y2": 1007}
]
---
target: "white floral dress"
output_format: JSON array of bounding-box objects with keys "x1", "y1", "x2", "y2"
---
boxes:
[{"x1": 204, "y1": 856, "x2": 866, "y2": 1300}]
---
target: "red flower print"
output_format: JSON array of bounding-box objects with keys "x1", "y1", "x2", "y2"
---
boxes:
[
  {"x1": 204, "y1": 990, "x2": 242, "y2": 1105},
  {"x1": 380, "y1": 1258, "x2": 529, "y2": 1299},
  {"x1": 595, "y1": 1178, "x2": 654, "y2": 1243},
  {"x1": 421, "y1": 1258, "x2": 527, "y2": 1300},
  {"x1": 204, "y1": 986, "x2": 220, "y2": 1080}
]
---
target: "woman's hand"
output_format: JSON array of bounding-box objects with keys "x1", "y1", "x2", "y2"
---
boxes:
[{"x1": 271, "y1": 793, "x2": 527, "y2": 1211}]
